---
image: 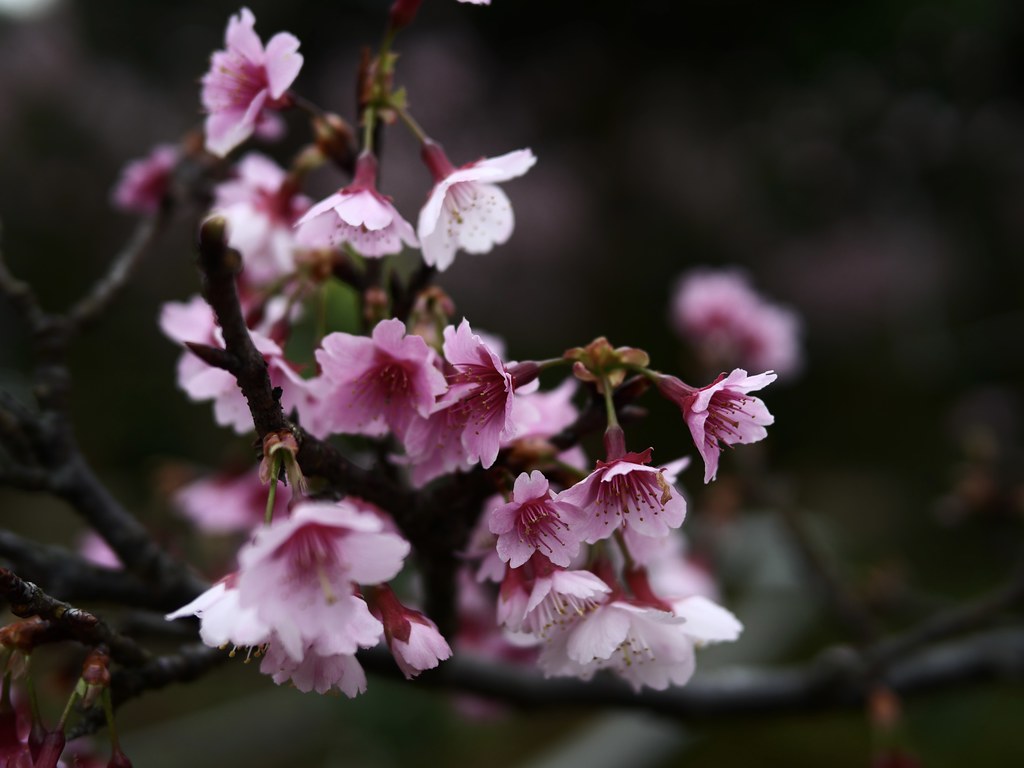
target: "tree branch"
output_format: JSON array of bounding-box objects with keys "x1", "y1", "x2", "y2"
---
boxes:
[{"x1": 0, "y1": 567, "x2": 148, "y2": 666}]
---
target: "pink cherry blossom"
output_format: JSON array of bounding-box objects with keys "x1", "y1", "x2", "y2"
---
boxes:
[
  {"x1": 404, "y1": 320, "x2": 530, "y2": 483},
  {"x1": 212, "y1": 153, "x2": 311, "y2": 286},
  {"x1": 173, "y1": 467, "x2": 287, "y2": 534},
  {"x1": 417, "y1": 141, "x2": 536, "y2": 271},
  {"x1": 657, "y1": 369, "x2": 776, "y2": 483},
  {"x1": 537, "y1": 596, "x2": 739, "y2": 692},
  {"x1": 315, "y1": 318, "x2": 447, "y2": 441},
  {"x1": 671, "y1": 268, "x2": 802, "y2": 378},
  {"x1": 201, "y1": 7, "x2": 303, "y2": 157},
  {"x1": 489, "y1": 470, "x2": 587, "y2": 568},
  {"x1": 559, "y1": 449, "x2": 688, "y2": 542},
  {"x1": 296, "y1": 151, "x2": 418, "y2": 257},
  {"x1": 110, "y1": 144, "x2": 178, "y2": 214},
  {"x1": 499, "y1": 564, "x2": 611, "y2": 638},
  {"x1": 236, "y1": 500, "x2": 409, "y2": 661},
  {"x1": 369, "y1": 586, "x2": 452, "y2": 679}
]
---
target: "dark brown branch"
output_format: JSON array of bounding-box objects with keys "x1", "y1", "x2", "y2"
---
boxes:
[
  {"x1": 865, "y1": 561, "x2": 1024, "y2": 672},
  {"x1": 0, "y1": 567, "x2": 148, "y2": 666}
]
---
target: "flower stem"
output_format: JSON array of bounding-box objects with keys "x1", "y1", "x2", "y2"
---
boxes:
[{"x1": 265, "y1": 452, "x2": 282, "y2": 525}]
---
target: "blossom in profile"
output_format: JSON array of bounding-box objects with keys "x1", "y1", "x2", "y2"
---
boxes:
[
  {"x1": 489, "y1": 471, "x2": 588, "y2": 568},
  {"x1": 671, "y1": 268, "x2": 802, "y2": 378},
  {"x1": 201, "y1": 7, "x2": 303, "y2": 157},
  {"x1": 657, "y1": 369, "x2": 776, "y2": 483},
  {"x1": 369, "y1": 586, "x2": 452, "y2": 679},
  {"x1": 559, "y1": 449, "x2": 688, "y2": 542},
  {"x1": 296, "y1": 151, "x2": 418, "y2": 257},
  {"x1": 111, "y1": 144, "x2": 178, "y2": 214},
  {"x1": 417, "y1": 141, "x2": 536, "y2": 271},
  {"x1": 315, "y1": 318, "x2": 446, "y2": 440},
  {"x1": 212, "y1": 153, "x2": 311, "y2": 286}
]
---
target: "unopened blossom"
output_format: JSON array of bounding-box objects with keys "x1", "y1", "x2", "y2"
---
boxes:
[
  {"x1": 657, "y1": 369, "x2": 776, "y2": 483},
  {"x1": 111, "y1": 144, "x2": 178, "y2": 214},
  {"x1": 315, "y1": 318, "x2": 447, "y2": 441},
  {"x1": 417, "y1": 141, "x2": 536, "y2": 271},
  {"x1": 159, "y1": 295, "x2": 319, "y2": 434},
  {"x1": 212, "y1": 153, "x2": 311, "y2": 286},
  {"x1": 236, "y1": 500, "x2": 409, "y2": 662},
  {"x1": 369, "y1": 586, "x2": 452, "y2": 679},
  {"x1": 201, "y1": 7, "x2": 303, "y2": 157},
  {"x1": 296, "y1": 151, "x2": 418, "y2": 257},
  {"x1": 559, "y1": 449, "x2": 688, "y2": 542},
  {"x1": 489, "y1": 471, "x2": 588, "y2": 568},
  {"x1": 405, "y1": 320, "x2": 531, "y2": 483},
  {"x1": 671, "y1": 268, "x2": 802, "y2": 377}
]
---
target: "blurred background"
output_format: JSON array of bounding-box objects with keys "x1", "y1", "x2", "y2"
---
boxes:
[{"x1": 2, "y1": 0, "x2": 1024, "y2": 765}]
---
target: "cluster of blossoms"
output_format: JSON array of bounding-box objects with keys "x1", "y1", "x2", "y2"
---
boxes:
[
  {"x1": 670, "y1": 268, "x2": 803, "y2": 378},
  {"x1": 106, "y1": 3, "x2": 778, "y2": 698}
]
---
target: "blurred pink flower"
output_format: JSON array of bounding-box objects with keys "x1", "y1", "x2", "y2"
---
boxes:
[
  {"x1": 159, "y1": 295, "x2": 319, "y2": 434},
  {"x1": 76, "y1": 532, "x2": 121, "y2": 569},
  {"x1": 671, "y1": 268, "x2": 802, "y2": 378},
  {"x1": 201, "y1": 7, "x2": 303, "y2": 157},
  {"x1": 110, "y1": 144, "x2": 178, "y2": 214},
  {"x1": 296, "y1": 151, "x2": 418, "y2": 257},
  {"x1": 173, "y1": 467, "x2": 287, "y2": 534},
  {"x1": 417, "y1": 141, "x2": 535, "y2": 271}
]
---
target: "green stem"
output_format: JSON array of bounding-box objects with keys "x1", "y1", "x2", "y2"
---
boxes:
[
  {"x1": 394, "y1": 104, "x2": 429, "y2": 144},
  {"x1": 102, "y1": 688, "x2": 120, "y2": 750},
  {"x1": 265, "y1": 452, "x2": 282, "y2": 525},
  {"x1": 601, "y1": 376, "x2": 619, "y2": 429},
  {"x1": 57, "y1": 680, "x2": 84, "y2": 730}
]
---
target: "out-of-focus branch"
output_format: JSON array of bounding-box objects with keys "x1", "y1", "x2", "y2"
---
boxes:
[
  {"x1": 360, "y1": 625, "x2": 1024, "y2": 719},
  {"x1": 67, "y1": 212, "x2": 169, "y2": 333},
  {"x1": 0, "y1": 567, "x2": 148, "y2": 666},
  {"x1": 778, "y1": 504, "x2": 881, "y2": 645},
  {"x1": 0, "y1": 530, "x2": 156, "y2": 608},
  {"x1": 0, "y1": 209, "x2": 206, "y2": 605}
]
